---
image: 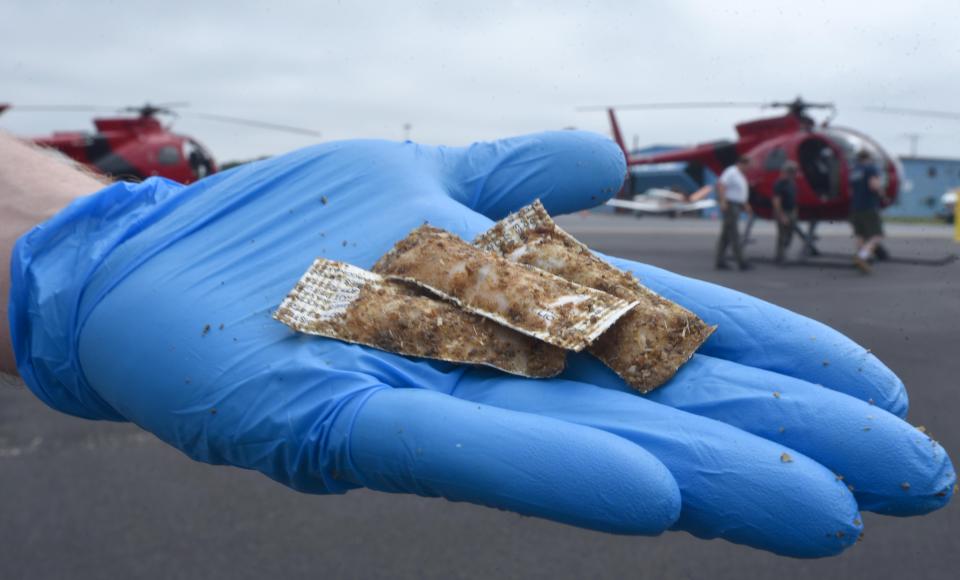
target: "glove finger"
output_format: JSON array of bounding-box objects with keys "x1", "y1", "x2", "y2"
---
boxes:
[
  {"x1": 344, "y1": 388, "x2": 681, "y2": 535},
  {"x1": 567, "y1": 353, "x2": 955, "y2": 516},
  {"x1": 441, "y1": 131, "x2": 626, "y2": 220},
  {"x1": 603, "y1": 254, "x2": 908, "y2": 417},
  {"x1": 451, "y1": 371, "x2": 863, "y2": 558}
]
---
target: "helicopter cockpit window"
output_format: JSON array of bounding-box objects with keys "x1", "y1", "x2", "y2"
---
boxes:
[
  {"x1": 185, "y1": 139, "x2": 214, "y2": 180},
  {"x1": 823, "y1": 129, "x2": 889, "y2": 185},
  {"x1": 797, "y1": 138, "x2": 840, "y2": 199},
  {"x1": 157, "y1": 145, "x2": 180, "y2": 166},
  {"x1": 763, "y1": 147, "x2": 787, "y2": 171}
]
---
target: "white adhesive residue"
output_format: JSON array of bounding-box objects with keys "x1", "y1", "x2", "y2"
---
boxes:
[
  {"x1": 506, "y1": 245, "x2": 530, "y2": 261},
  {"x1": 475, "y1": 263, "x2": 493, "y2": 286},
  {"x1": 547, "y1": 294, "x2": 591, "y2": 308}
]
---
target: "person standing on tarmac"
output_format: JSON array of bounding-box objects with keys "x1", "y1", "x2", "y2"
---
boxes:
[
  {"x1": 849, "y1": 149, "x2": 886, "y2": 273},
  {"x1": 715, "y1": 155, "x2": 753, "y2": 270},
  {"x1": 772, "y1": 160, "x2": 799, "y2": 265}
]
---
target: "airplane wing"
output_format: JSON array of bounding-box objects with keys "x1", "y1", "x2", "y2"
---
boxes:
[
  {"x1": 645, "y1": 188, "x2": 687, "y2": 201},
  {"x1": 626, "y1": 185, "x2": 715, "y2": 204},
  {"x1": 606, "y1": 197, "x2": 716, "y2": 213},
  {"x1": 682, "y1": 199, "x2": 717, "y2": 211}
]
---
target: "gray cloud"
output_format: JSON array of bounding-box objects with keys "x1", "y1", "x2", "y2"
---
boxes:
[{"x1": 3, "y1": 0, "x2": 960, "y2": 161}]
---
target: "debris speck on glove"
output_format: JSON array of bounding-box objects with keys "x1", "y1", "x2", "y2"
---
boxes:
[
  {"x1": 274, "y1": 258, "x2": 566, "y2": 377},
  {"x1": 373, "y1": 225, "x2": 637, "y2": 352},
  {"x1": 475, "y1": 200, "x2": 714, "y2": 393}
]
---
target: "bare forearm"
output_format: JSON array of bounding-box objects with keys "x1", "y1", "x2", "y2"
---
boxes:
[{"x1": 0, "y1": 131, "x2": 108, "y2": 374}]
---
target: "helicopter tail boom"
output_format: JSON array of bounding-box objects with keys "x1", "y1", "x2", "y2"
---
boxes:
[{"x1": 606, "y1": 108, "x2": 631, "y2": 164}]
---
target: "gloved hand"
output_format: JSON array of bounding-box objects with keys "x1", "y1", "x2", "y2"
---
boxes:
[{"x1": 10, "y1": 132, "x2": 953, "y2": 559}]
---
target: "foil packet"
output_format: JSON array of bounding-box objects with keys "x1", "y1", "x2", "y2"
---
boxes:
[
  {"x1": 274, "y1": 258, "x2": 566, "y2": 378},
  {"x1": 475, "y1": 200, "x2": 715, "y2": 392},
  {"x1": 372, "y1": 225, "x2": 638, "y2": 352}
]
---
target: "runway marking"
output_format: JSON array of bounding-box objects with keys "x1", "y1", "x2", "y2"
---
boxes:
[
  {"x1": 0, "y1": 436, "x2": 43, "y2": 458},
  {"x1": 0, "y1": 430, "x2": 157, "y2": 459}
]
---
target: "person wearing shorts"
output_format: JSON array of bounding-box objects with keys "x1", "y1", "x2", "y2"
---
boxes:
[{"x1": 849, "y1": 150, "x2": 885, "y2": 273}]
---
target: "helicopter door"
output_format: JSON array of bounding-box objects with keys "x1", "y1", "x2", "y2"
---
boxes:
[{"x1": 797, "y1": 138, "x2": 840, "y2": 199}]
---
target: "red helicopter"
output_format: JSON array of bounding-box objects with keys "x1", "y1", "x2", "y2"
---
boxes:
[
  {"x1": 0, "y1": 102, "x2": 321, "y2": 184},
  {"x1": 586, "y1": 98, "x2": 902, "y2": 240}
]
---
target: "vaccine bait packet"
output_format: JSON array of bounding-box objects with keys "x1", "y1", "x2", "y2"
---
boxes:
[
  {"x1": 274, "y1": 258, "x2": 567, "y2": 377},
  {"x1": 475, "y1": 201, "x2": 714, "y2": 392},
  {"x1": 372, "y1": 225, "x2": 637, "y2": 352}
]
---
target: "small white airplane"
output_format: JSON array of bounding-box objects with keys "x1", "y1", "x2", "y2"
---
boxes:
[{"x1": 606, "y1": 184, "x2": 716, "y2": 214}]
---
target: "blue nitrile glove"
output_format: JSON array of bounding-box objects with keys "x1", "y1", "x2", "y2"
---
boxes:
[{"x1": 10, "y1": 131, "x2": 953, "y2": 559}]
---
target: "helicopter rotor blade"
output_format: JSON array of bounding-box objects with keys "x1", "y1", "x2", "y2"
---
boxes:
[
  {"x1": 577, "y1": 101, "x2": 767, "y2": 112},
  {"x1": 152, "y1": 101, "x2": 191, "y2": 109},
  {"x1": 180, "y1": 112, "x2": 322, "y2": 137},
  {"x1": 5, "y1": 105, "x2": 119, "y2": 112},
  {"x1": 122, "y1": 102, "x2": 189, "y2": 112},
  {"x1": 767, "y1": 101, "x2": 835, "y2": 109},
  {"x1": 863, "y1": 106, "x2": 960, "y2": 120},
  {"x1": 3, "y1": 101, "x2": 320, "y2": 137}
]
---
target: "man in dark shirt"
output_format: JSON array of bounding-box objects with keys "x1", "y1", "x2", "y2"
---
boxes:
[
  {"x1": 771, "y1": 160, "x2": 799, "y2": 264},
  {"x1": 849, "y1": 150, "x2": 885, "y2": 273}
]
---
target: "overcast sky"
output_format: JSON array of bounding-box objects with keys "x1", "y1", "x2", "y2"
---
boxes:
[{"x1": 4, "y1": 0, "x2": 960, "y2": 161}]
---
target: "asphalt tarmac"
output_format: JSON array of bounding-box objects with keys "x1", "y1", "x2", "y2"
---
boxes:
[{"x1": 2, "y1": 214, "x2": 958, "y2": 580}]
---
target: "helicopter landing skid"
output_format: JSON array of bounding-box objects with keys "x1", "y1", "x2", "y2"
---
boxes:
[
  {"x1": 739, "y1": 215, "x2": 957, "y2": 267},
  {"x1": 752, "y1": 253, "x2": 958, "y2": 269},
  {"x1": 797, "y1": 251, "x2": 958, "y2": 267},
  {"x1": 739, "y1": 214, "x2": 820, "y2": 257}
]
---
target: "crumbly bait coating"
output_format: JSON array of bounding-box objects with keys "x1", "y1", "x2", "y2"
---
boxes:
[
  {"x1": 373, "y1": 225, "x2": 636, "y2": 352},
  {"x1": 475, "y1": 200, "x2": 715, "y2": 392}
]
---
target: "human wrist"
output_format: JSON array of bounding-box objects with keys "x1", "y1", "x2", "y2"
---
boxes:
[{"x1": 1, "y1": 131, "x2": 108, "y2": 374}]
